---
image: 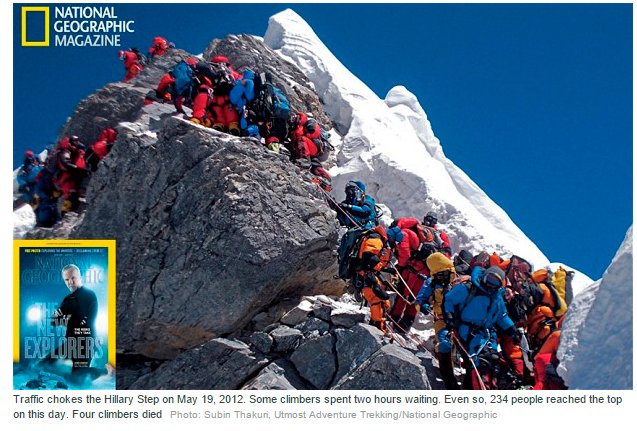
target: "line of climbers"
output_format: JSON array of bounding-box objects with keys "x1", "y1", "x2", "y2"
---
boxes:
[
  {"x1": 141, "y1": 53, "x2": 334, "y2": 190},
  {"x1": 18, "y1": 36, "x2": 336, "y2": 229},
  {"x1": 330, "y1": 180, "x2": 574, "y2": 390},
  {"x1": 16, "y1": 127, "x2": 119, "y2": 227},
  {"x1": 21, "y1": 37, "x2": 170, "y2": 220},
  {"x1": 118, "y1": 36, "x2": 175, "y2": 82}
]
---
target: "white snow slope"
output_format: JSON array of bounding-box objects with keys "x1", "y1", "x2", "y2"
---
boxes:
[
  {"x1": 558, "y1": 226, "x2": 633, "y2": 389},
  {"x1": 13, "y1": 204, "x2": 35, "y2": 238},
  {"x1": 264, "y1": 9, "x2": 593, "y2": 289}
]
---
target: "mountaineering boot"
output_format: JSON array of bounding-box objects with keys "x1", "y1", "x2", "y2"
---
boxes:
[
  {"x1": 437, "y1": 352, "x2": 460, "y2": 389},
  {"x1": 397, "y1": 314, "x2": 415, "y2": 333},
  {"x1": 389, "y1": 313, "x2": 406, "y2": 333},
  {"x1": 61, "y1": 199, "x2": 73, "y2": 216},
  {"x1": 228, "y1": 122, "x2": 240, "y2": 136},
  {"x1": 295, "y1": 157, "x2": 312, "y2": 170}
]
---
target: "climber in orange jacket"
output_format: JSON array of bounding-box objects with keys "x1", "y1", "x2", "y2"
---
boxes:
[
  {"x1": 532, "y1": 316, "x2": 567, "y2": 390},
  {"x1": 352, "y1": 226, "x2": 394, "y2": 333}
]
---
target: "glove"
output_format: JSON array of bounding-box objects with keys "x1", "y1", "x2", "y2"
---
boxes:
[{"x1": 340, "y1": 203, "x2": 352, "y2": 210}]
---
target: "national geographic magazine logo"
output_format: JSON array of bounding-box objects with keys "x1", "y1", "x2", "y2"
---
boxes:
[{"x1": 21, "y1": 5, "x2": 135, "y2": 47}]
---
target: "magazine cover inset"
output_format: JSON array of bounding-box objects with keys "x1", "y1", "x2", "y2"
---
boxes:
[{"x1": 13, "y1": 240, "x2": 115, "y2": 389}]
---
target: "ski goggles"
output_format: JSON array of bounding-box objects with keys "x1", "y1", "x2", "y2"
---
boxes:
[
  {"x1": 483, "y1": 272, "x2": 504, "y2": 291},
  {"x1": 424, "y1": 215, "x2": 437, "y2": 225},
  {"x1": 433, "y1": 270, "x2": 455, "y2": 283}
]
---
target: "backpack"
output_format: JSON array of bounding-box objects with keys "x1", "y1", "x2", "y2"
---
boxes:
[
  {"x1": 551, "y1": 266, "x2": 574, "y2": 307},
  {"x1": 337, "y1": 228, "x2": 365, "y2": 279},
  {"x1": 506, "y1": 290, "x2": 533, "y2": 324},
  {"x1": 413, "y1": 224, "x2": 443, "y2": 260},
  {"x1": 470, "y1": 251, "x2": 490, "y2": 269},
  {"x1": 250, "y1": 74, "x2": 291, "y2": 120},
  {"x1": 454, "y1": 249, "x2": 473, "y2": 275},
  {"x1": 171, "y1": 61, "x2": 195, "y2": 99},
  {"x1": 337, "y1": 227, "x2": 388, "y2": 281},
  {"x1": 394, "y1": 217, "x2": 442, "y2": 261},
  {"x1": 505, "y1": 255, "x2": 533, "y2": 292},
  {"x1": 307, "y1": 118, "x2": 335, "y2": 156},
  {"x1": 208, "y1": 62, "x2": 235, "y2": 94},
  {"x1": 131, "y1": 48, "x2": 146, "y2": 65},
  {"x1": 531, "y1": 269, "x2": 566, "y2": 317}
]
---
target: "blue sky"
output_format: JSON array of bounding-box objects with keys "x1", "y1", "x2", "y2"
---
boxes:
[{"x1": 12, "y1": 3, "x2": 632, "y2": 279}]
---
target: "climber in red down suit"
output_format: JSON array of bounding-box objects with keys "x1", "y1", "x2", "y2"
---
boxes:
[{"x1": 288, "y1": 112, "x2": 332, "y2": 184}]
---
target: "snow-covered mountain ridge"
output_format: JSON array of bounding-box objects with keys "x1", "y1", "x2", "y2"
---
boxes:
[{"x1": 264, "y1": 9, "x2": 594, "y2": 293}]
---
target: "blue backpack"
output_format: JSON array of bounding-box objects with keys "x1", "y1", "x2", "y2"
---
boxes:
[
  {"x1": 271, "y1": 86, "x2": 290, "y2": 119},
  {"x1": 171, "y1": 61, "x2": 195, "y2": 99}
]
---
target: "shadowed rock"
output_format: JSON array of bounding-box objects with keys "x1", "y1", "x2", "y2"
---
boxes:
[
  {"x1": 242, "y1": 363, "x2": 296, "y2": 390},
  {"x1": 334, "y1": 343, "x2": 432, "y2": 390},
  {"x1": 290, "y1": 334, "x2": 336, "y2": 389},
  {"x1": 127, "y1": 338, "x2": 268, "y2": 389},
  {"x1": 334, "y1": 323, "x2": 384, "y2": 383}
]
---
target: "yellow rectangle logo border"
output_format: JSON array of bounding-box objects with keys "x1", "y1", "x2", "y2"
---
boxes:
[
  {"x1": 13, "y1": 239, "x2": 117, "y2": 367},
  {"x1": 21, "y1": 6, "x2": 50, "y2": 47}
]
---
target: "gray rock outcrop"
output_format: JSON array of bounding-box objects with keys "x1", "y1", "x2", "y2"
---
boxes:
[
  {"x1": 79, "y1": 116, "x2": 342, "y2": 358},
  {"x1": 129, "y1": 338, "x2": 268, "y2": 390},
  {"x1": 22, "y1": 32, "x2": 440, "y2": 391},
  {"x1": 242, "y1": 363, "x2": 296, "y2": 390},
  {"x1": 234, "y1": 295, "x2": 434, "y2": 390},
  {"x1": 289, "y1": 334, "x2": 336, "y2": 389},
  {"x1": 26, "y1": 35, "x2": 344, "y2": 359},
  {"x1": 334, "y1": 344, "x2": 432, "y2": 390},
  {"x1": 334, "y1": 324, "x2": 384, "y2": 383}
]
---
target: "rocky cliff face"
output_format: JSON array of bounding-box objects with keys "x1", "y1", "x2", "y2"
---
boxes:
[
  {"x1": 35, "y1": 39, "x2": 344, "y2": 360},
  {"x1": 78, "y1": 113, "x2": 342, "y2": 359},
  {"x1": 124, "y1": 295, "x2": 435, "y2": 390},
  {"x1": 59, "y1": 48, "x2": 194, "y2": 146},
  {"x1": 25, "y1": 34, "x2": 445, "y2": 389}
]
